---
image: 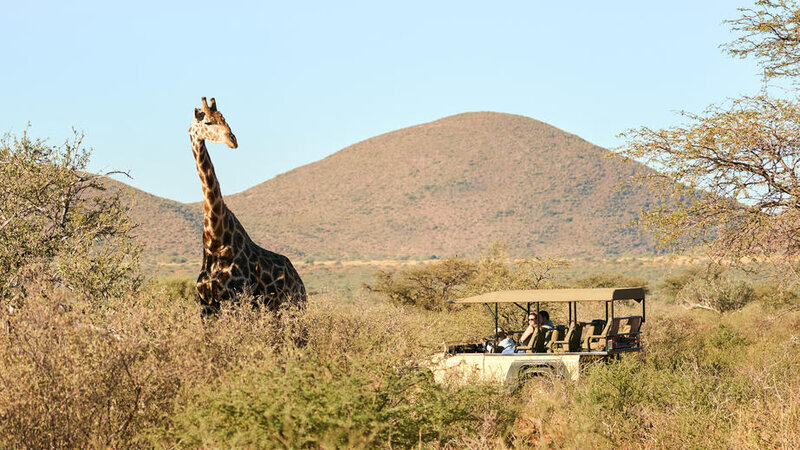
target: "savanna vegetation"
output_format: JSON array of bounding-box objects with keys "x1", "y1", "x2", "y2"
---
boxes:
[
  {"x1": 2, "y1": 216, "x2": 799, "y2": 448},
  {"x1": 3, "y1": 1, "x2": 800, "y2": 448},
  {"x1": 1, "y1": 134, "x2": 797, "y2": 446},
  {"x1": 0, "y1": 129, "x2": 800, "y2": 448}
]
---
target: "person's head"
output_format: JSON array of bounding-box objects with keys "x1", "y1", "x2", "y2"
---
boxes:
[
  {"x1": 539, "y1": 310, "x2": 550, "y2": 323},
  {"x1": 495, "y1": 327, "x2": 507, "y2": 338},
  {"x1": 528, "y1": 311, "x2": 550, "y2": 326}
]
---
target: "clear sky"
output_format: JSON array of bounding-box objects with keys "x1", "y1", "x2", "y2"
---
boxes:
[{"x1": 2, "y1": 1, "x2": 764, "y2": 203}]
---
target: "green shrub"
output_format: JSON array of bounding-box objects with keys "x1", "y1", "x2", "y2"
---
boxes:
[
  {"x1": 365, "y1": 257, "x2": 477, "y2": 310},
  {"x1": 163, "y1": 355, "x2": 509, "y2": 448},
  {"x1": 658, "y1": 266, "x2": 707, "y2": 301},
  {"x1": 0, "y1": 130, "x2": 141, "y2": 307},
  {"x1": 366, "y1": 242, "x2": 567, "y2": 311},
  {"x1": 659, "y1": 266, "x2": 755, "y2": 313},
  {"x1": 151, "y1": 275, "x2": 197, "y2": 303},
  {"x1": 754, "y1": 282, "x2": 800, "y2": 310},
  {"x1": 678, "y1": 274, "x2": 755, "y2": 313},
  {"x1": 709, "y1": 323, "x2": 750, "y2": 350}
]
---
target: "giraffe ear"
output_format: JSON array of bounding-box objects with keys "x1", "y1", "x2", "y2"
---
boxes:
[
  {"x1": 209, "y1": 98, "x2": 217, "y2": 112},
  {"x1": 194, "y1": 108, "x2": 205, "y2": 121}
]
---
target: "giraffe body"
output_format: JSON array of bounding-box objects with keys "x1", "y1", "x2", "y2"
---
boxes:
[{"x1": 189, "y1": 97, "x2": 306, "y2": 315}]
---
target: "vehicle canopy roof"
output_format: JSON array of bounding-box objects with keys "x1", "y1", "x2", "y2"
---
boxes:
[{"x1": 453, "y1": 287, "x2": 645, "y2": 304}]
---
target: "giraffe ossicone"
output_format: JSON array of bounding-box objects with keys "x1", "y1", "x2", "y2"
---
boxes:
[{"x1": 189, "y1": 97, "x2": 307, "y2": 315}]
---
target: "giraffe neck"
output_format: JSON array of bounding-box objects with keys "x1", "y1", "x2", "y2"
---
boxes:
[{"x1": 190, "y1": 133, "x2": 227, "y2": 251}]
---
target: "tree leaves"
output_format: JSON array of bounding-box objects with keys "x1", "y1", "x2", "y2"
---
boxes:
[
  {"x1": 0, "y1": 130, "x2": 142, "y2": 307},
  {"x1": 620, "y1": 2, "x2": 800, "y2": 284}
]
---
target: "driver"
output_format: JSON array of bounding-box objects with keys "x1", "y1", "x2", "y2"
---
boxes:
[
  {"x1": 497, "y1": 327, "x2": 517, "y2": 354},
  {"x1": 483, "y1": 327, "x2": 517, "y2": 353}
]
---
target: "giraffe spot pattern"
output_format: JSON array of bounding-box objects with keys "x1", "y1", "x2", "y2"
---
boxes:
[{"x1": 190, "y1": 102, "x2": 307, "y2": 314}]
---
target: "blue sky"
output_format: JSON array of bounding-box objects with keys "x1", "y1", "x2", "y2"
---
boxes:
[{"x1": 2, "y1": 1, "x2": 763, "y2": 202}]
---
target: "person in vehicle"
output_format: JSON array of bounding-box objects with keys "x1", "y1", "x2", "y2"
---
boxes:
[
  {"x1": 482, "y1": 327, "x2": 516, "y2": 353},
  {"x1": 518, "y1": 310, "x2": 554, "y2": 348},
  {"x1": 497, "y1": 327, "x2": 517, "y2": 354},
  {"x1": 538, "y1": 310, "x2": 554, "y2": 329}
]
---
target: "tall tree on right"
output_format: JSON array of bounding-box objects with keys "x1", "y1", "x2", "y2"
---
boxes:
[{"x1": 620, "y1": 0, "x2": 800, "y2": 285}]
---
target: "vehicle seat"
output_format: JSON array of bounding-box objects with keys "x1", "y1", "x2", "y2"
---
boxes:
[
  {"x1": 548, "y1": 324, "x2": 574, "y2": 353},
  {"x1": 584, "y1": 318, "x2": 621, "y2": 352},
  {"x1": 574, "y1": 320, "x2": 603, "y2": 351},
  {"x1": 613, "y1": 316, "x2": 643, "y2": 349},
  {"x1": 549, "y1": 325, "x2": 566, "y2": 345},
  {"x1": 567, "y1": 322, "x2": 585, "y2": 352},
  {"x1": 516, "y1": 328, "x2": 548, "y2": 353},
  {"x1": 542, "y1": 326, "x2": 562, "y2": 352}
]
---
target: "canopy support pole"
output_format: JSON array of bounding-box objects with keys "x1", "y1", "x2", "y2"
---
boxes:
[
  {"x1": 568, "y1": 301, "x2": 572, "y2": 324},
  {"x1": 484, "y1": 303, "x2": 497, "y2": 321},
  {"x1": 483, "y1": 303, "x2": 500, "y2": 354},
  {"x1": 642, "y1": 298, "x2": 646, "y2": 322}
]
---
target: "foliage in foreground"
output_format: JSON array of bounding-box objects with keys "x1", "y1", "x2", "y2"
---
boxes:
[
  {"x1": 0, "y1": 285, "x2": 514, "y2": 448},
  {"x1": 515, "y1": 304, "x2": 800, "y2": 448},
  {"x1": 0, "y1": 130, "x2": 141, "y2": 306},
  {"x1": 1, "y1": 281, "x2": 799, "y2": 448}
]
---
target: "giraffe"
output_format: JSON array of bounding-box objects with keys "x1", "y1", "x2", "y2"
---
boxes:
[{"x1": 189, "y1": 97, "x2": 307, "y2": 316}]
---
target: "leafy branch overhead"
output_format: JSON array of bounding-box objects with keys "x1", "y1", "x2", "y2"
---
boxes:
[
  {"x1": 621, "y1": 96, "x2": 800, "y2": 260},
  {"x1": 727, "y1": 0, "x2": 800, "y2": 81},
  {"x1": 620, "y1": 0, "x2": 800, "y2": 279}
]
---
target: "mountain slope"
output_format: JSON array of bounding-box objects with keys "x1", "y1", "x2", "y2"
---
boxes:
[
  {"x1": 207, "y1": 112, "x2": 655, "y2": 259},
  {"x1": 100, "y1": 178, "x2": 203, "y2": 268}
]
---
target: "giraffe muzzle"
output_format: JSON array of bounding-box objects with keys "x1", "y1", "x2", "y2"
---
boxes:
[{"x1": 227, "y1": 133, "x2": 238, "y2": 149}]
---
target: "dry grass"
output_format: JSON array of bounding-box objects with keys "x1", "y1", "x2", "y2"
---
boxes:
[
  {"x1": 0, "y1": 282, "x2": 507, "y2": 448},
  {"x1": 510, "y1": 301, "x2": 800, "y2": 449},
  {"x1": 0, "y1": 278, "x2": 798, "y2": 448}
]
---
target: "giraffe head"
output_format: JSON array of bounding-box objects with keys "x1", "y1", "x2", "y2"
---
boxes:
[{"x1": 191, "y1": 97, "x2": 238, "y2": 149}]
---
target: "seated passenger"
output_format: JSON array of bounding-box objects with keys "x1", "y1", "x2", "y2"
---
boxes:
[
  {"x1": 518, "y1": 310, "x2": 554, "y2": 349},
  {"x1": 538, "y1": 310, "x2": 554, "y2": 329},
  {"x1": 497, "y1": 327, "x2": 517, "y2": 353},
  {"x1": 481, "y1": 327, "x2": 516, "y2": 353}
]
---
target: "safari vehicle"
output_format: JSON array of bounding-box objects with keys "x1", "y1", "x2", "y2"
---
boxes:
[{"x1": 432, "y1": 287, "x2": 645, "y2": 383}]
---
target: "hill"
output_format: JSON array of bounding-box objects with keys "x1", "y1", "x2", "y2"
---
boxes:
[
  {"x1": 114, "y1": 112, "x2": 659, "y2": 267},
  {"x1": 99, "y1": 178, "x2": 203, "y2": 271},
  {"x1": 220, "y1": 112, "x2": 655, "y2": 259}
]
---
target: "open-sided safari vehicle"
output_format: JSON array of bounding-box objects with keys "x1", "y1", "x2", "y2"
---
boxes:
[{"x1": 432, "y1": 287, "x2": 645, "y2": 383}]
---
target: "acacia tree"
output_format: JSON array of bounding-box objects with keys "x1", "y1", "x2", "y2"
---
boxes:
[
  {"x1": 365, "y1": 242, "x2": 566, "y2": 312},
  {"x1": 366, "y1": 257, "x2": 478, "y2": 311},
  {"x1": 620, "y1": 0, "x2": 800, "y2": 284},
  {"x1": 727, "y1": 0, "x2": 800, "y2": 81},
  {"x1": 0, "y1": 130, "x2": 141, "y2": 307}
]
